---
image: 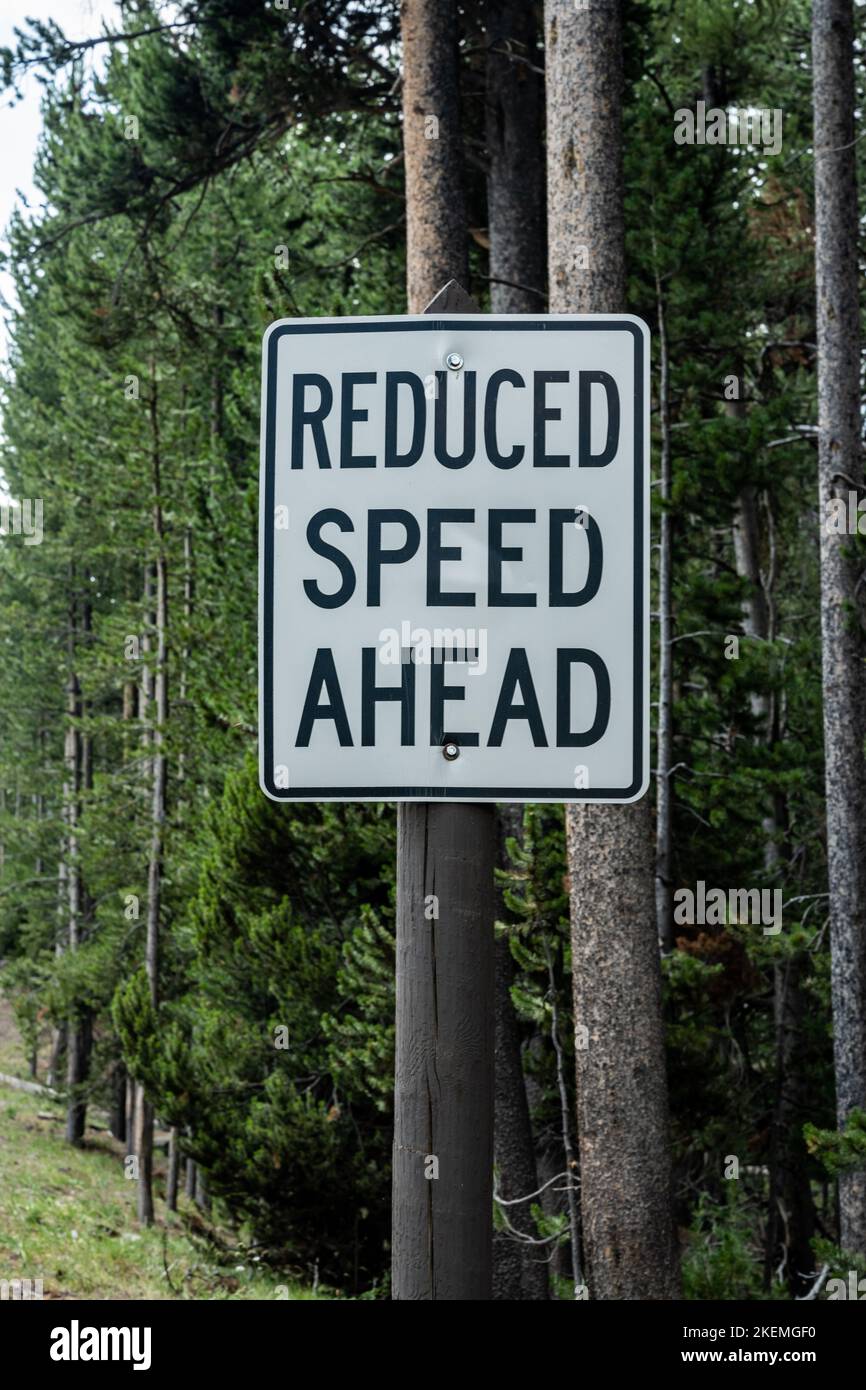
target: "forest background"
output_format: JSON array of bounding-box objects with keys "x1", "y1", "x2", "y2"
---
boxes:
[{"x1": 1, "y1": 0, "x2": 865, "y2": 1302}]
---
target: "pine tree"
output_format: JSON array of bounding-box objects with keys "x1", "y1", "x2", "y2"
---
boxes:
[
  {"x1": 811, "y1": 0, "x2": 866, "y2": 1257},
  {"x1": 546, "y1": 0, "x2": 680, "y2": 1299}
]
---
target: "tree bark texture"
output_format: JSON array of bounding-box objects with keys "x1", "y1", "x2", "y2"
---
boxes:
[
  {"x1": 812, "y1": 0, "x2": 866, "y2": 1256},
  {"x1": 546, "y1": 0, "x2": 680, "y2": 1297},
  {"x1": 401, "y1": 0, "x2": 468, "y2": 311},
  {"x1": 485, "y1": 0, "x2": 545, "y2": 314}
]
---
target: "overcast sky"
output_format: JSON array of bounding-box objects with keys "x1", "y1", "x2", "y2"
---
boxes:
[{"x1": 0, "y1": 0, "x2": 120, "y2": 355}]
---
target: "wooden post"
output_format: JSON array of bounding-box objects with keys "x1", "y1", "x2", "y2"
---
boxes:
[{"x1": 392, "y1": 282, "x2": 496, "y2": 1301}]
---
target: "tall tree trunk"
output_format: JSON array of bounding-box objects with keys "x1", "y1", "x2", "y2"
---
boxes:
[
  {"x1": 47, "y1": 1024, "x2": 66, "y2": 1092},
  {"x1": 166, "y1": 1126, "x2": 180, "y2": 1213},
  {"x1": 812, "y1": 0, "x2": 866, "y2": 1256},
  {"x1": 485, "y1": 0, "x2": 545, "y2": 313},
  {"x1": 195, "y1": 1167, "x2": 210, "y2": 1213},
  {"x1": 133, "y1": 1082, "x2": 154, "y2": 1223},
  {"x1": 484, "y1": 0, "x2": 549, "y2": 1302},
  {"x1": 546, "y1": 0, "x2": 680, "y2": 1298},
  {"x1": 654, "y1": 261, "x2": 674, "y2": 952},
  {"x1": 71, "y1": 609, "x2": 95, "y2": 1138},
  {"x1": 49, "y1": 820, "x2": 68, "y2": 1092},
  {"x1": 727, "y1": 375, "x2": 814, "y2": 1295},
  {"x1": 141, "y1": 545, "x2": 166, "y2": 1218},
  {"x1": 765, "y1": 954, "x2": 815, "y2": 1295},
  {"x1": 137, "y1": 367, "x2": 169, "y2": 1227},
  {"x1": 125, "y1": 1075, "x2": 135, "y2": 1151},
  {"x1": 134, "y1": 562, "x2": 155, "y2": 1225},
  {"x1": 65, "y1": 1013, "x2": 91, "y2": 1145},
  {"x1": 177, "y1": 526, "x2": 193, "y2": 788},
  {"x1": 64, "y1": 588, "x2": 89, "y2": 1145},
  {"x1": 401, "y1": 0, "x2": 468, "y2": 302},
  {"x1": 109, "y1": 1064, "x2": 127, "y2": 1143},
  {"x1": 116, "y1": 679, "x2": 136, "y2": 1151}
]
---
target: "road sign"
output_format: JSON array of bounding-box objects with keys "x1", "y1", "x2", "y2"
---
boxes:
[{"x1": 259, "y1": 313, "x2": 649, "y2": 802}]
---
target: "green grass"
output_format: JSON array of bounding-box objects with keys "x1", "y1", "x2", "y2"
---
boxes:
[{"x1": 0, "y1": 1084, "x2": 329, "y2": 1301}]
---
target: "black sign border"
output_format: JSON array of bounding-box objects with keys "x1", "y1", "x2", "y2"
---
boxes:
[{"x1": 261, "y1": 318, "x2": 647, "y2": 802}]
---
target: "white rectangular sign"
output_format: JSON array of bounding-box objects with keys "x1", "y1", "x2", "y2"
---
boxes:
[{"x1": 259, "y1": 314, "x2": 649, "y2": 802}]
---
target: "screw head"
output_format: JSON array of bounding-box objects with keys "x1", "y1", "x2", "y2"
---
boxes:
[
  {"x1": 442, "y1": 740, "x2": 460, "y2": 761},
  {"x1": 446, "y1": 352, "x2": 464, "y2": 371}
]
